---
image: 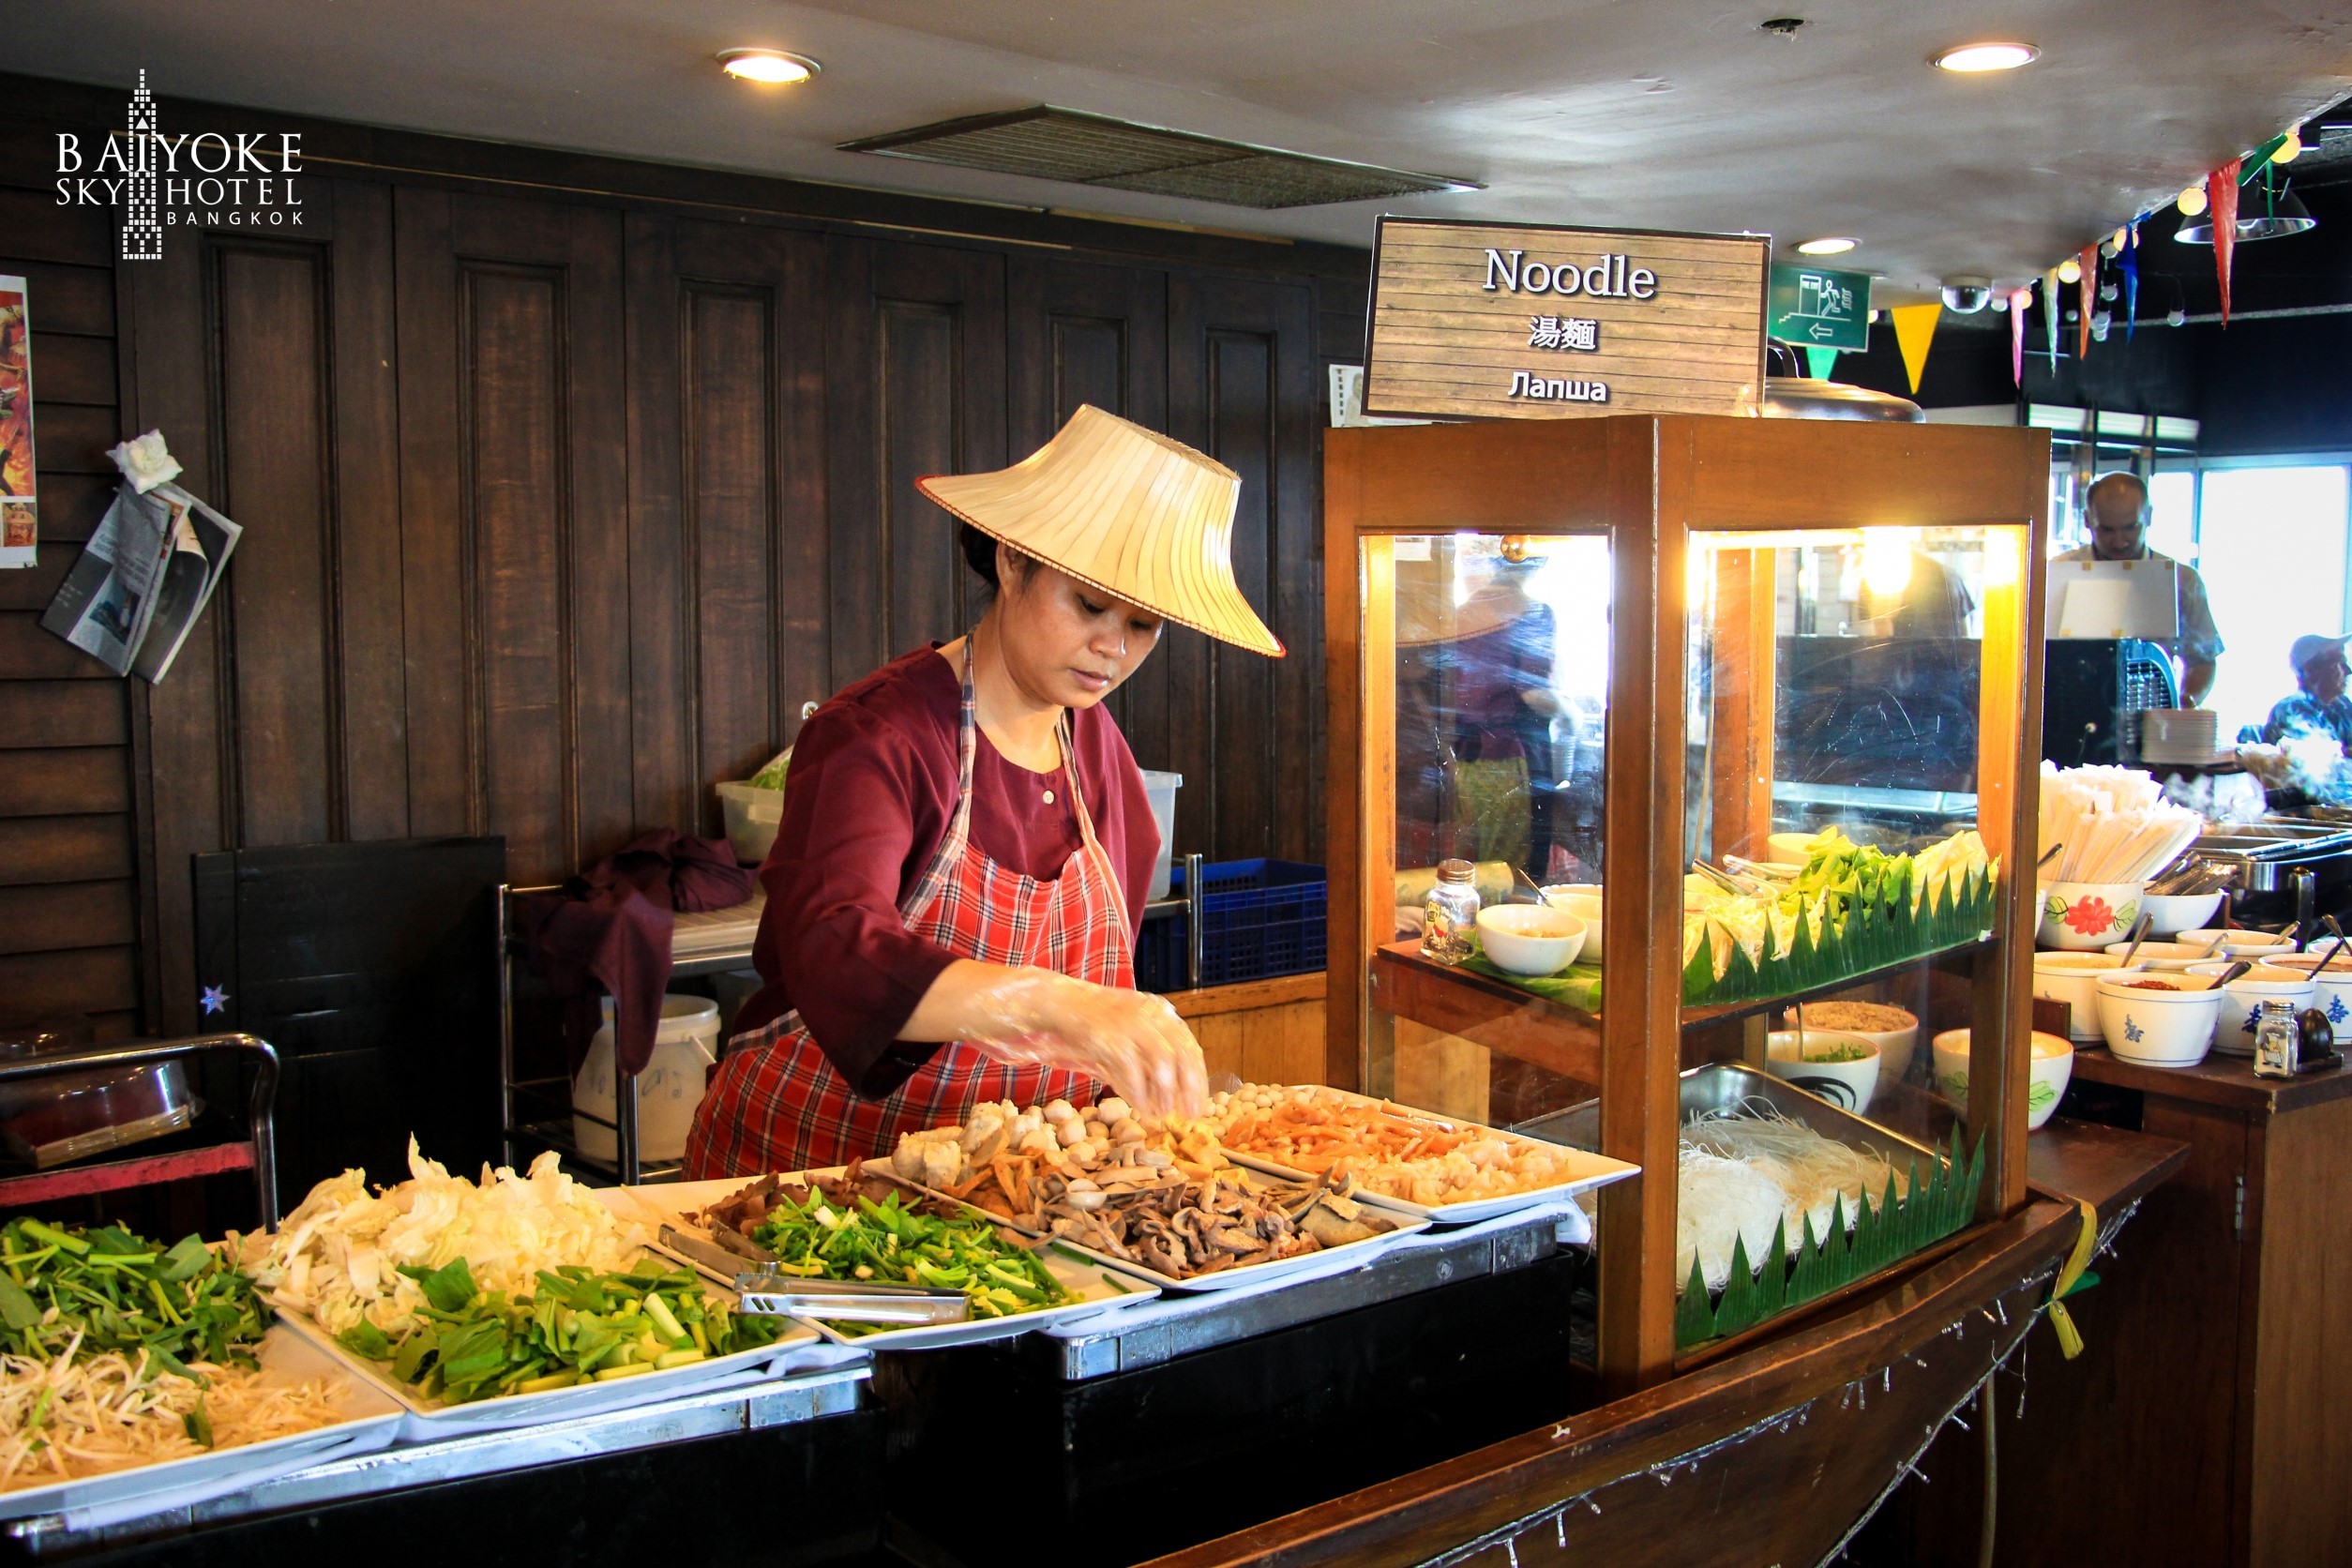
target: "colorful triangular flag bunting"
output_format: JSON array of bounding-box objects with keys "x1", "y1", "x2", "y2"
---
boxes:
[{"x1": 1890, "y1": 303, "x2": 1941, "y2": 395}]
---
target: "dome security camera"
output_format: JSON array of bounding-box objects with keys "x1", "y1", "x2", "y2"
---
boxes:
[{"x1": 1940, "y1": 276, "x2": 1995, "y2": 313}]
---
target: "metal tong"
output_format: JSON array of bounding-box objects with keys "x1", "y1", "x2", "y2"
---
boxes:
[
  {"x1": 658, "y1": 1224, "x2": 969, "y2": 1324},
  {"x1": 733, "y1": 1274, "x2": 970, "y2": 1325}
]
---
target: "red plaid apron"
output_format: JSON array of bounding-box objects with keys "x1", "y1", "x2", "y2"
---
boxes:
[{"x1": 684, "y1": 642, "x2": 1135, "y2": 1178}]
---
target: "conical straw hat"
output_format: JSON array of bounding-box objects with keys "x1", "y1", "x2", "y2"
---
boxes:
[{"x1": 917, "y1": 405, "x2": 1284, "y2": 657}]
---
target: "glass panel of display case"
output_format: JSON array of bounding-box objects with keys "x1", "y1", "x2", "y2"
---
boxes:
[
  {"x1": 1369, "y1": 532, "x2": 1607, "y2": 1123},
  {"x1": 1681, "y1": 525, "x2": 2019, "y2": 1014}
]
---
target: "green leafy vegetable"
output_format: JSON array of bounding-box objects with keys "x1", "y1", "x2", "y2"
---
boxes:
[
  {"x1": 0, "y1": 1216, "x2": 272, "y2": 1374},
  {"x1": 335, "y1": 1261, "x2": 793, "y2": 1405},
  {"x1": 748, "y1": 1188, "x2": 1073, "y2": 1335}
]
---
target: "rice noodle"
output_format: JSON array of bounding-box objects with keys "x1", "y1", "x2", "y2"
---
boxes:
[
  {"x1": 1676, "y1": 1102, "x2": 1914, "y2": 1295},
  {"x1": 1676, "y1": 1149, "x2": 1790, "y2": 1294},
  {"x1": 0, "y1": 1332, "x2": 346, "y2": 1491}
]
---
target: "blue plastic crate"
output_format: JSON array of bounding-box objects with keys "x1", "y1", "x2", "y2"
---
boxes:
[{"x1": 1132, "y1": 859, "x2": 1326, "y2": 992}]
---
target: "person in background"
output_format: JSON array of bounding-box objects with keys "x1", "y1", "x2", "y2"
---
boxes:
[
  {"x1": 2259, "y1": 634, "x2": 2352, "y2": 750},
  {"x1": 2053, "y1": 472, "x2": 2222, "y2": 704}
]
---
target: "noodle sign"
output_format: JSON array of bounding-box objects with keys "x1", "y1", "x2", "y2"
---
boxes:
[{"x1": 1363, "y1": 217, "x2": 1771, "y2": 421}]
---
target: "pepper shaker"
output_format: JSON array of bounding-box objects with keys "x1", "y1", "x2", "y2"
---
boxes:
[{"x1": 2254, "y1": 999, "x2": 2299, "y2": 1079}]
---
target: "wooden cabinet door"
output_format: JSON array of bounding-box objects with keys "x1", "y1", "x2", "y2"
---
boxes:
[
  {"x1": 624, "y1": 217, "x2": 827, "y2": 838},
  {"x1": 1166, "y1": 273, "x2": 1320, "y2": 866},
  {"x1": 824, "y1": 237, "x2": 1006, "y2": 681}
]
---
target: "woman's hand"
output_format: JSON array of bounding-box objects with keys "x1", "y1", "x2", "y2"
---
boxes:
[{"x1": 908, "y1": 962, "x2": 1208, "y2": 1121}]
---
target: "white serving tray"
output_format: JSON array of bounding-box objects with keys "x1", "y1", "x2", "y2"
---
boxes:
[
  {"x1": 0, "y1": 1324, "x2": 404, "y2": 1528},
  {"x1": 606, "y1": 1173, "x2": 1159, "y2": 1351},
  {"x1": 275, "y1": 1276, "x2": 835, "y2": 1436},
  {"x1": 1211, "y1": 1085, "x2": 1641, "y2": 1226}
]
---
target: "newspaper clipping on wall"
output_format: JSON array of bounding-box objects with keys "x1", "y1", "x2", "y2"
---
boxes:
[{"x1": 40, "y1": 463, "x2": 240, "y2": 683}]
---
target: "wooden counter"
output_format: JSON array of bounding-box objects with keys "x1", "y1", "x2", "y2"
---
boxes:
[{"x1": 1936, "y1": 1048, "x2": 2352, "y2": 1568}]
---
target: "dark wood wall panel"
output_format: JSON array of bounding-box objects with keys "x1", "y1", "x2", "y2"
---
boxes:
[
  {"x1": 0, "y1": 107, "x2": 141, "y2": 1037},
  {"x1": 626, "y1": 219, "x2": 828, "y2": 839},
  {"x1": 215, "y1": 244, "x2": 337, "y2": 848},
  {"x1": 686, "y1": 286, "x2": 780, "y2": 793},
  {"x1": 1169, "y1": 274, "x2": 1321, "y2": 866},
  {"x1": 1007, "y1": 257, "x2": 1172, "y2": 770},
  {"x1": 464, "y1": 263, "x2": 572, "y2": 882},
  {"x1": 828, "y1": 238, "x2": 1007, "y2": 679},
  {"x1": 0, "y1": 77, "x2": 1361, "y2": 1040}
]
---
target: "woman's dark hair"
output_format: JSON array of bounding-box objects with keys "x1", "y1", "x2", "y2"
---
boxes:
[{"x1": 958, "y1": 523, "x2": 1034, "y2": 597}]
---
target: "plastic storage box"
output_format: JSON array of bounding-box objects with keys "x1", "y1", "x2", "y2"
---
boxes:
[
  {"x1": 1140, "y1": 770, "x2": 1183, "y2": 900},
  {"x1": 1134, "y1": 859, "x2": 1327, "y2": 992},
  {"x1": 716, "y1": 780, "x2": 785, "y2": 867}
]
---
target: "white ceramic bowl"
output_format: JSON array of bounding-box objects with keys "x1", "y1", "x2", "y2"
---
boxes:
[
  {"x1": 2268, "y1": 954, "x2": 2352, "y2": 1031},
  {"x1": 2140, "y1": 891, "x2": 2225, "y2": 936},
  {"x1": 1763, "y1": 1030, "x2": 1881, "y2": 1113},
  {"x1": 2101, "y1": 940, "x2": 2224, "y2": 972},
  {"x1": 2203, "y1": 964, "x2": 2315, "y2": 1058},
  {"x1": 1475, "y1": 904, "x2": 1586, "y2": 977},
  {"x1": 1778, "y1": 1003, "x2": 1920, "y2": 1081},
  {"x1": 2093, "y1": 971, "x2": 2224, "y2": 1067},
  {"x1": 2179, "y1": 927, "x2": 2298, "y2": 960},
  {"x1": 2034, "y1": 953, "x2": 2144, "y2": 1042},
  {"x1": 2039, "y1": 882, "x2": 2148, "y2": 951},
  {"x1": 1542, "y1": 890, "x2": 1605, "y2": 963},
  {"x1": 1930, "y1": 1028, "x2": 2076, "y2": 1130}
]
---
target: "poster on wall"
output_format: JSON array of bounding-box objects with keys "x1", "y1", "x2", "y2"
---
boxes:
[
  {"x1": 1362, "y1": 218, "x2": 1771, "y2": 422},
  {"x1": 0, "y1": 276, "x2": 33, "y2": 568}
]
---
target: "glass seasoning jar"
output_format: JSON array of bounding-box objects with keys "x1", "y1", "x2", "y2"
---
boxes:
[
  {"x1": 2254, "y1": 999, "x2": 2299, "y2": 1079},
  {"x1": 1423, "y1": 859, "x2": 1481, "y2": 964}
]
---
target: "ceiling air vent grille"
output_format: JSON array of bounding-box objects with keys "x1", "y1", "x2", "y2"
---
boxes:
[{"x1": 840, "y1": 106, "x2": 1478, "y2": 210}]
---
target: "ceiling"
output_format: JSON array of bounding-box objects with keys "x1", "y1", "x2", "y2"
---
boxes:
[{"x1": 10, "y1": 1, "x2": 2351, "y2": 300}]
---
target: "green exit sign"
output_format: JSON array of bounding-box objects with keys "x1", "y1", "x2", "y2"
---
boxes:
[{"x1": 1769, "y1": 264, "x2": 1872, "y2": 352}]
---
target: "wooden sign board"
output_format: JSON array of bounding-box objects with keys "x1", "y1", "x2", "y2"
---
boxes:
[{"x1": 1363, "y1": 218, "x2": 1771, "y2": 421}]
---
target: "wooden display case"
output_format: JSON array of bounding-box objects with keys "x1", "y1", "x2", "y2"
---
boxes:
[{"x1": 1322, "y1": 415, "x2": 2051, "y2": 1391}]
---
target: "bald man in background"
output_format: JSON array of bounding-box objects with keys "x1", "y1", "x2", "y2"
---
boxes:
[{"x1": 2053, "y1": 472, "x2": 2222, "y2": 705}]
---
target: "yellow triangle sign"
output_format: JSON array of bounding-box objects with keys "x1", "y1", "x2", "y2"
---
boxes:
[{"x1": 1890, "y1": 303, "x2": 1942, "y2": 395}]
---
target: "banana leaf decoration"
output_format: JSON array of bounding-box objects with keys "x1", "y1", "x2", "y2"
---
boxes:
[
  {"x1": 1678, "y1": 1130, "x2": 1986, "y2": 1349},
  {"x1": 1681, "y1": 861, "x2": 1999, "y2": 1007}
]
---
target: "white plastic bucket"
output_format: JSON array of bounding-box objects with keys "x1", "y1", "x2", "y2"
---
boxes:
[
  {"x1": 716, "y1": 780, "x2": 786, "y2": 867},
  {"x1": 1141, "y1": 770, "x2": 1183, "y2": 900},
  {"x1": 572, "y1": 994, "x2": 721, "y2": 1164}
]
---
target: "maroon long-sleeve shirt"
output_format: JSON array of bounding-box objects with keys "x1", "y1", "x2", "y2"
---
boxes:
[{"x1": 733, "y1": 646, "x2": 1157, "y2": 1097}]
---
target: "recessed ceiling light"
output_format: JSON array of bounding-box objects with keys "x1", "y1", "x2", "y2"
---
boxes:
[
  {"x1": 1796, "y1": 236, "x2": 1859, "y2": 256},
  {"x1": 1932, "y1": 42, "x2": 2038, "y2": 72},
  {"x1": 718, "y1": 48, "x2": 821, "y2": 85}
]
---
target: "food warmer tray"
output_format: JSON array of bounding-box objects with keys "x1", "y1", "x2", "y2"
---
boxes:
[
  {"x1": 1033, "y1": 1204, "x2": 1577, "y2": 1380},
  {"x1": 1212, "y1": 1085, "x2": 1641, "y2": 1226},
  {"x1": 2, "y1": 1364, "x2": 868, "y2": 1559},
  {"x1": 1511, "y1": 1061, "x2": 1946, "y2": 1172}
]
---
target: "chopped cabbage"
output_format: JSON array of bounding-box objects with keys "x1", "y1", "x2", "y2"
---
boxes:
[{"x1": 243, "y1": 1140, "x2": 647, "y2": 1338}]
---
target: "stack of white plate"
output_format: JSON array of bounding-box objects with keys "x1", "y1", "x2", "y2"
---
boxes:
[{"x1": 2139, "y1": 706, "x2": 2220, "y2": 764}]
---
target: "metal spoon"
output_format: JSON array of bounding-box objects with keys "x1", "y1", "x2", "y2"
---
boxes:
[
  {"x1": 1507, "y1": 863, "x2": 1548, "y2": 906},
  {"x1": 2115, "y1": 911, "x2": 2155, "y2": 971},
  {"x1": 2314, "y1": 916, "x2": 2351, "y2": 977}
]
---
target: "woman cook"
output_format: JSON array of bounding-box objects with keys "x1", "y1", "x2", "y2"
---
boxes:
[{"x1": 686, "y1": 406, "x2": 1283, "y2": 1178}]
